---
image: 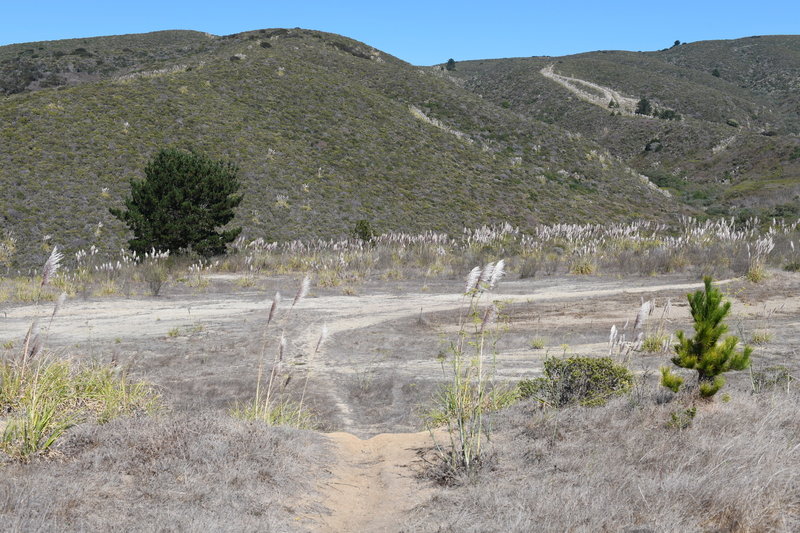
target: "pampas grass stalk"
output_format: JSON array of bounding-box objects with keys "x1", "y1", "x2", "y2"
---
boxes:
[
  {"x1": 242, "y1": 276, "x2": 316, "y2": 429},
  {"x1": 21, "y1": 246, "x2": 62, "y2": 366},
  {"x1": 433, "y1": 260, "x2": 505, "y2": 479},
  {"x1": 298, "y1": 324, "x2": 328, "y2": 415}
]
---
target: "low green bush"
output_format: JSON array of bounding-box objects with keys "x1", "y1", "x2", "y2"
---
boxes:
[{"x1": 519, "y1": 356, "x2": 633, "y2": 407}]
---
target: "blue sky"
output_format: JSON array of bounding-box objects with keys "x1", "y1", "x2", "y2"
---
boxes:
[{"x1": 2, "y1": 1, "x2": 798, "y2": 65}]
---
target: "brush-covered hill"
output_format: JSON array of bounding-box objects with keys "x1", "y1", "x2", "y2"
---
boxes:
[
  {"x1": 1, "y1": 29, "x2": 682, "y2": 265},
  {"x1": 451, "y1": 35, "x2": 800, "y2": 218}
]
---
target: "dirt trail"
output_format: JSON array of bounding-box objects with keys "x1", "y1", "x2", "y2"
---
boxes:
[
  {"x1": 311, "y1": 430, "x2": 438, "y2": 532},
  {"x1": 540, "y1": 64, "x2": 639, "y2": 114}
]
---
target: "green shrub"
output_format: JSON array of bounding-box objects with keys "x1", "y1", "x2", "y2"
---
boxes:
[
  {"x1": 784, "y1": 261, "x2": 800, "y2": 272},
  {"x1": 667, "y1": 407, "x2": 696, "y2": 429},
  {"x1": 520, "y1": 356, "x2": 633, "y2": 407},
  {"x1": 352, "y1": 219, "x2": 376, "y2": 243},
  {"x1": 657, "y1": 109, "x2": 681, "y2": 121},
  {"x1": 635, "y1": 97, "x2": 652, "y2": 116}
]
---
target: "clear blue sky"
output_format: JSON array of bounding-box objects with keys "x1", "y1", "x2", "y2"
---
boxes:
[{"x1": 2, "y1": 1, "x2": 798, "y2": 65}]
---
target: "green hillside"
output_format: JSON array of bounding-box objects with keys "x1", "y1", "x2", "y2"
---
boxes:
[
  {"x1": 0, "y1": 29, "x2": 681, "y2": 266},
  {"x1": 451, "y1": 36, "x2": 800, "y2": 218}
]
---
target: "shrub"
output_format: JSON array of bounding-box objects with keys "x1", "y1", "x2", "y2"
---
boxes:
[
  {"x1": 110, "y1": 148, "x2": 242, "y2": 257},
  {"x1": 660, "y1": 277, "x2": 752, "y2": 398},
  {"x1": 657, "y1": 109, "x2": 681, "y2": 121},
  {"x1": 445, "y1": 58, "x2": 456, "y2": 71},
  {"x1": 520, "y1": 356, "x2": 633, "y2": 407},
  {"x1": 784, "y1": 261, "x2": 800, "y2": 272},
  {"x1": 569, "y1": 258, "x2": 596, "y2": 275},
  {"x1": 141, "y1": 257, "x2": 169, "y2": 296},
  {"x1": 0, "y1": 229, "x2": 16, "y2": 271},
  {"x1": 635, "y1": 97, "x2": 652, "y2": 116},
  {"x1": 352, "y1": 219, "x2": 376, "y2": 243},
  {"x1": 667, "y1": 407, "x2": 696, "y2": 429}
]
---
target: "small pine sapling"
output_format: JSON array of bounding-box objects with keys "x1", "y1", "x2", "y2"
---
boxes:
[{"x1": 661, "y1": 277, "x2": 751, "y2": 398}]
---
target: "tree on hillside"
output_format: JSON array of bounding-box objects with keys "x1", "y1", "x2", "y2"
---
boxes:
[
  {"x1": 110, "y1": 148, "x2": 242, "y2": 257},
  {"x1": 660, "y1": 277, "x2": 752, "y2": 398},
  {"x1": 635, "y1": 97, "x2": 652, "y2": 116},
  {"x1": 446, "y1": 58, "x2": 456, "y2": 71}
]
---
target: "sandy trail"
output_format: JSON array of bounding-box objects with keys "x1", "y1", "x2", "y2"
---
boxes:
[{"x1": 311, "y1": 430, "x2": 439, "y2": 532}]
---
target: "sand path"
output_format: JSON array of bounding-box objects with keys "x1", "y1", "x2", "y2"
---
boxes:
[{"x1": 310, "y1": 430, "x2": 439, "y2": 532}]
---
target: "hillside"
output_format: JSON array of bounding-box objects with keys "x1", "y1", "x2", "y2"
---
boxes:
[
  {"x1": 451, "y1": 35, "x2": 800, "y2": 218},
  {"x1": 1, "y1": 28, "x2": 682, "y2": 266}
]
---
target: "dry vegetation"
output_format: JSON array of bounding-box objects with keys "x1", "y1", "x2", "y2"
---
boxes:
[
  {"x1": 407, "y1": 390, "x2": 800, "y2": 531},
  {"x1": 1, "y1": 218, "x2": 799, "y2": 531},
  {"x1": 3, "y1": 26, "x2": 800, "y2": 531}
]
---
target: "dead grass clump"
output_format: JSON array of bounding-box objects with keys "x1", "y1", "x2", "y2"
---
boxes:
[
  {"x1": 409, "y1": 390, "x2": 800, "y2": 531},
  {"x1": 0, "y1": 412, "x2": 330, "y2": 531}
]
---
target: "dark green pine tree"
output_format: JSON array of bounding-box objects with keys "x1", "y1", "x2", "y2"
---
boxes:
[
  {"x1": 661, "y1": 277, "x2": 752, "y2": 398},
  {"x1": 110, "y1": 148, "x2": 242, "y2": 257}
]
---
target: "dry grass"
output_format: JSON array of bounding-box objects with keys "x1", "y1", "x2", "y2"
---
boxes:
[
  {"x1": 408, "y1": 386, "x2": 800, "y2": 531},
  {"x1": 0, "y1": 412, "x2": 330, "y2": 531}
]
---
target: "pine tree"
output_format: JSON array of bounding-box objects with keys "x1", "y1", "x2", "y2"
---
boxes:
[
  {"x1": 445, "y1": 58, "x2": 456, "y2": 71},
  {"x1": 110, "y1": 148, "x2": 242, "y2": 257},
  {"x1": 661, "y1": 277, "x2": 752, "y2": 398}
]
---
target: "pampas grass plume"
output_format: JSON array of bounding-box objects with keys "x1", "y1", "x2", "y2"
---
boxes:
[
  {"x1": 480, "y1": 304, "x2": 498, "y2": 334},
  {"x1": 41, "y1": 245, "x2": 63, "y2": 287},
  {"x1": 489, "y1": 259, "x2": 505, "y2": 289},
  {"x1": 314, "y1": 324, "x2": 328, "y2": 355},
  {"x1": 267, "y1": 292, "x2": 281, "y2": 326},
  {"x1": 292, "y1": 275, "x2": 311, "y2": 308},
  {"x1": 465, "y1": 266, "x2": 481, "y2": 294}
]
